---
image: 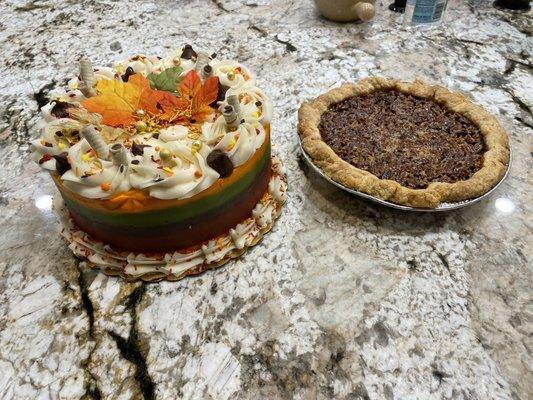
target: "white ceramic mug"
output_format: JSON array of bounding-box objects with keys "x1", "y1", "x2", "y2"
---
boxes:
[{"x1": 314, "y1": 0, "x2": 376, "y2": 22}]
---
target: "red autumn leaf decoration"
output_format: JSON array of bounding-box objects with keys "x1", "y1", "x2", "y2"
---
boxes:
[{"x1": 179, "y1": 70, "x2": 219, "y2": 123}]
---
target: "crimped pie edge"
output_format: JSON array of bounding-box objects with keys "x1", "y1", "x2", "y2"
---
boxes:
[{"x1": 297, "y1": 77, "x2": 510, "y2": 208}]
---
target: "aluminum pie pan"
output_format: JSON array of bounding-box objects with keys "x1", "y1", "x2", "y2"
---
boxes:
[{"x1": 299, "y1": 140, "x2": 511, "y2": 212}]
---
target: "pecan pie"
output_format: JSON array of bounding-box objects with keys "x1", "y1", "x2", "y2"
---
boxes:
[{"x1": 298, "y1": 77, "x2": 510, "y2": 208}]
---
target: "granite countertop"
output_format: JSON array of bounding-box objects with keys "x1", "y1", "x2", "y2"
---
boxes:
[{"x1": 0, "y1": 0, "x2": 532, "y2": 399}]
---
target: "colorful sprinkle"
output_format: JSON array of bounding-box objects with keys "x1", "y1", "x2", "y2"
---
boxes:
[
  {"x1": 191, "y1": 141, "x2": 202, "y2": 154},
  {"x1": 135, "y1": 121, "x2": 147, "y2": 132},
  {"x1": 39, "y1": 154, "x2": 52, "y2": 164}
]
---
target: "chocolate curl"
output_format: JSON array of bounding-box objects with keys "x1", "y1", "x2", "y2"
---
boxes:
[
  {"x1": 222, "y1": 104, "x2": 239, "y2": 130},
  {"x1": 79, "y1": 58, "x2": 97, "y2": 97},
  {"x1": 68, "y1": 107, "x2": 102, "y2": 126},
  {"x1": 227, "y1": 95, "x2": 241, "y2": 119},
  {"x1": 195, "y1": 51, "x2": 211, "y2": 73},
  {"x1": 109, "y1": 143, "x2": 128, "y2": 166},
  {"x1": 81, "y1": 124, "x2": 109, "y2": 159}
]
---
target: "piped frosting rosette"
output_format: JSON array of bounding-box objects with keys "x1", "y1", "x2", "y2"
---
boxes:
[
  {"x1": 128, "y1": 137, "x2": 219, "y2": 200},
  {"x1": 31, "y1": 45, "x2": 273, "y2": 203}
]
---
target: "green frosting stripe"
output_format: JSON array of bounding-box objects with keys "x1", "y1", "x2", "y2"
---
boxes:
[{"x1": 61, "y1": 144, "x2": 271, "y2": 228}]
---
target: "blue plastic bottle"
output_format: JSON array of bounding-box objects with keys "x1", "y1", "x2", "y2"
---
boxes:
[{"x1": 404, "y1": 0, "x2": 447, "y2": 25}]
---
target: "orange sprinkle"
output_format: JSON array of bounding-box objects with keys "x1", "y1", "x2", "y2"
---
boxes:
[
  {"x1": 194, "y1": 170, "x2": 203, "y2": 178},
  {"x1": 101, "y1": 182, "x2": 112, "y2": 191}
]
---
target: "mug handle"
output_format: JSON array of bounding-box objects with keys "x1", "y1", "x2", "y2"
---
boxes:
[{"x1": 352, "y1": 1, "x2": 376, "y2": 21}]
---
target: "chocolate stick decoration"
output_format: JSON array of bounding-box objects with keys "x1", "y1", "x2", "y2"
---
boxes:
[
  {"x1": 79, "y1": 58, "x2": 97, "y2": 97},
  {"x1": 222, "y1": 105, "x2": 240, "y2": 130},
  {"x1": 227, "y1": 95, "x2": 241, "y2": 119},
  {"x1": 195, "y1": 51, "x2": 211, "y2": 73},
  {"x1": 81, "y1": 124, "x2": 109, "y2": 159},
  {"x1": 109, "y1": 143, "x2": 128, "y2": 166},
  {"x1": 202, "y1": 65, "x2": 213, "y2": 79}
]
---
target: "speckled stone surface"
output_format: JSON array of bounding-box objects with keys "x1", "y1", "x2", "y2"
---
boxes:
[{"x1": 0, "y1": 0, "x2": 532, "y2": 399}]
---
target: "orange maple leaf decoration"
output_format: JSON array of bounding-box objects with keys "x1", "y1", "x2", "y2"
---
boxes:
[
  {"x1": 178, "y1": 70, "x2": 219, "y2": 123},
  {"x1": 81, "y1": 74, "x2": 185, "y2": 127}
]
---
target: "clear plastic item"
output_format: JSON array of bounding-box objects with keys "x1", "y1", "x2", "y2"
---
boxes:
[{"x1": 404, "y1": 0, "x2": 447, "y2": 25}]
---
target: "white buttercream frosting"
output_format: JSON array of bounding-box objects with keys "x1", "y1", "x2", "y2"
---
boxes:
[
  {"x1": 159, "y1": 125, "x2": 188, "y2": 142},
  {"x1": 61, "y1": 139, "x2": 131, "y2": 199},
  {"x1": 128, "y1": 141, "x2": 219, "y2": 200},
  {"x1": 31, "y1": 47, "x2": 272, "y2": 201}
]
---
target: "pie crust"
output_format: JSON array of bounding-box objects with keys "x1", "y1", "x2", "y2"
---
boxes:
[{"x1": 298, "y1": 77, "x2": 510, "y2": 208}]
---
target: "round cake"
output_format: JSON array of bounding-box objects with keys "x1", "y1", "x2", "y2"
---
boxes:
[{"x1": 31, "y1": 45, "x2": 286, "y2": 280}]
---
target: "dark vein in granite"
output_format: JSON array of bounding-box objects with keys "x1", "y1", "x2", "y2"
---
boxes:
[
  {"x1": 454, "y1": 37, "x2": 485, "y2": 46},
  {"x1": 0, "y1": 99, "x2": 31, "y2": 145},
  {"x1": 406, "y1": 259, "x2": 421, "y2": 273},
  {"x1": 210, "y1": 0, "x2": 229, "y2": 13},
  {"x1": 75, "y1": 262, "x2": 101, "y2": 400},
  {"x1": 504, "y1": 88, "x2": 532, "y2": 115},
  {"x1": 432, "y1": 369, "x2": 451, "y2": 386},
  {"x1": 14, "y1": 1, "x2": 52, "y2": 12},
  {"x1": 515, "y1": 115, "x2": 533, "y2": 129},
  {"x1": 33, "y1": 81, "x2": 56, "y2": 109},
  {"x1": 496, "y1": 13, "x2": 532, "y2": 36},
  {"x1": 435, "y1": 251, "x2": 452, "y2": 274},
  {"x1": 249, "y1": 24, "x2": 298, "y2": 53},
  {"x1": 77, "y1": 264, "x2": 95, "y2": 339},
  {"x1": 82, "y1": 371, "x2": 103, "y2": 400},
  {"x1": 108, "y1": 285, "x2": 155, "y2": 400},
  {"x1": 274, "y1": 35, "x2": 297, "y2": 52},
  {"x1": 249, "y1": 24, "x2": 268, "y2": 36},
  {"x1": 505, "y1": 56, "x2": 533, "y2": 71}
]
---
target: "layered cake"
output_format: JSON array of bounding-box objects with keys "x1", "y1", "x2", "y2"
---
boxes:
[
  {"x1": 31, "y1": 46, "x2": 286, "y2": 280},
  {"x1": 298, "y1": 77, "x2": 509, "y2": 208}
]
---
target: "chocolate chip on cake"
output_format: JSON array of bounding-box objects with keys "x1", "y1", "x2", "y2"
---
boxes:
[
  {"x1": 50, "y1": 101, "x2": 72, "y2": 119},
  {"x1": 131, "y1": 141, "x2": 150, "y2": 156},
  {"x1": 53, "y1": 152, "x2": 71, "y2": 175},
  {"x1": 207, "y1": 149, "x2": 234, "y2": 178}
]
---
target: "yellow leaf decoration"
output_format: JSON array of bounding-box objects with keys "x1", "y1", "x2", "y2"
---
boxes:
[{"x1": 81, "y1": 74, "x2": 183, "y2": 127}]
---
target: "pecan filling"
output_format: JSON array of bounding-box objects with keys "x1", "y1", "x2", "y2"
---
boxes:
[{"x1": 318, "y1": 89, "x2": 485, "y2": 189}]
